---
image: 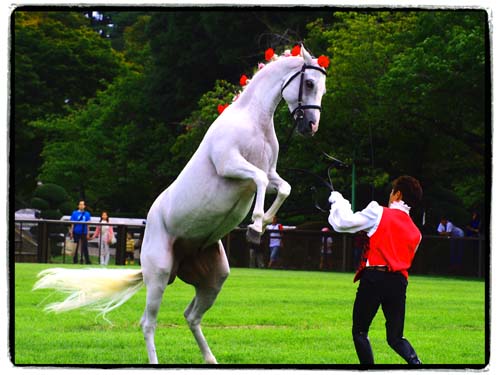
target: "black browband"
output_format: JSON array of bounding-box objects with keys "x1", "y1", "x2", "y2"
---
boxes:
[{"x1": 281, "y1": 64, "x2": 327, "y2": 119}]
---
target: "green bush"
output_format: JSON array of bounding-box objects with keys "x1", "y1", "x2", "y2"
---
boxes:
[
  {"x1": 31, "y1": 183, "x2": 72, "y2": 220},
  {"x1": 33, "y1": 183, "x2": 69, "y2": 206},
  {"x1": 31, "y1": 197, "x2": 50, "y2": 211},
  {"x1": 41, "y1": 209, "x2": 63, "y2": 220},
  {"x1": 59, "y1": 201, "x2": 75, "y2": 216}
]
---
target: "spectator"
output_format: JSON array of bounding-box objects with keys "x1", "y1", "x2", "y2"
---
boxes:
[
  {"x1": 465, "y1": 211, "x2": 481, "y2": 237},
  {"x1": 125, "y1": 232, "x2": 136, "y2": 265},
  {"x1": 437, "y1": 216, "x2": 465, "y2": 274},
  {"x1": 267, "y1": 216, "x2": 284, "y2": 268},
  {"x1": 91, "y1": 211, "x2": 114, "y2": 266},
  {"x1": 69, "y1": 200, "x2": 92, "y2": 264},
  {"x1": 319, "y1": 227, "x2": 333, "y2": 270}
]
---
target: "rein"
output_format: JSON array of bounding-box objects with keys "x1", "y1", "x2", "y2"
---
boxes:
[{"x1": 283, "y1": 151, "x2": 349, "y2": 213}]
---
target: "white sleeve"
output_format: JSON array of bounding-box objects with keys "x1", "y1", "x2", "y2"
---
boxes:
[{"x1": 328, "y1": 192, "x2": 383, "y2": 236}]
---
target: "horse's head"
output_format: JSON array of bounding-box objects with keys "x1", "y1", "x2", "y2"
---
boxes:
[{"x1": 281, "y1": 47, "x2": 327, "y2": 137}]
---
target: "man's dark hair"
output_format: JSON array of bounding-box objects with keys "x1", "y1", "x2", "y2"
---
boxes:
[{"x1": 392, "y1": 175, "x2": 422, "y2": 208}]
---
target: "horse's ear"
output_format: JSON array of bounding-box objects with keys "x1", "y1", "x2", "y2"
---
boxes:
[{"x1": 300, "y1": 44, "x2": 313, "y2": 64}]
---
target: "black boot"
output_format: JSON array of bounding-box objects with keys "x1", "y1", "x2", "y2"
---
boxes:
[{"x1": 388, "y1": 337, "x2": 421, "y2": 364}]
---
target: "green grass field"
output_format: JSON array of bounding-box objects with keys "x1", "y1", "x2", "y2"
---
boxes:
[{"x1": 13, "y1": 263, "x2": 487, "y2": 366}]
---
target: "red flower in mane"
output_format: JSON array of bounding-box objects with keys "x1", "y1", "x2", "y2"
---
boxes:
[
  {"x1": 317, "y1": 55, "x2": 330, "y2": 69},
  {"x1": 239, "y1": 74, "x2": 249, "y2": 86},
  {"x1": 291, "y1": 45, "x2": 301, "y2": 56},
  {"x1": 265, "y1": 48, "x2": 275, "y2": 61},
  {"x1": 218, "y1": 103, "x2": 229, "y2": 114}
]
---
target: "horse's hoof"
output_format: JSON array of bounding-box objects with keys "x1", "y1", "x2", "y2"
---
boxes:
[
  {"x1": 246, "y1": 227, "x2": 262, "y2": 245},
  {"x1": 205, "y1": 355, "x2": 218, "y2": 364}
]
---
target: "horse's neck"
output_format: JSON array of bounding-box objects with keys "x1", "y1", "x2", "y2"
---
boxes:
[{"x1": 235, "y1": 58, "x2": 303, "y2": 126}]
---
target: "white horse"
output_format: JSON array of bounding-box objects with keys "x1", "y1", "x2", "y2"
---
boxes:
[{"x1": 34, "y1": 46, "x2": 327, "y2": 364}]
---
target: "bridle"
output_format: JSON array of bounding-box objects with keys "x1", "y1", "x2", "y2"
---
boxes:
[
  {"x1": 281, "y1": 63, "x2": 327, "y2": 150},
  {"x1": 281, "y1": 63, "x2": 327, "y2": 122}
]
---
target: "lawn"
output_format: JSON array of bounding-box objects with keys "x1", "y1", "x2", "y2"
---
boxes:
[{"x1": 13, "y1": 263, "x2": 487, "y2": 366}]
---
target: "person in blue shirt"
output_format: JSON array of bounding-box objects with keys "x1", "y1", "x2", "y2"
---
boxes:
[
  {"x1": 70, "y1": 200, "x2": 92, "y2": 264},
  {"x1": 465, "y1": 211, "x2": 481, "y2": 237}
]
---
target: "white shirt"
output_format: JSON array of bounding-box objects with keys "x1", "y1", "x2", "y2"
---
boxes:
[
  {"x1": 267, "y1": 223, "x2": 282, "y2": 247},
  {"x1": 437, "y1": 221, "x2": 464, "y2": 237},
  {"x1": 328, "y1": 191, "x2": 411, "y2": 237}
]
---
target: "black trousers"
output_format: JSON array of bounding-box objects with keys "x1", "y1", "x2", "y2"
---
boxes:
[
  {"x1": 73, "y1": 233, "x2": 91, "y2": 264},
  {"x1": 352, "y1": 269, "x2": 420, "y2": 364}
]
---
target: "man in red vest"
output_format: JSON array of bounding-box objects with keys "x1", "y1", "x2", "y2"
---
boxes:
[{"x1": 328, "y1": 175, "x2": 423, "y2": 365}]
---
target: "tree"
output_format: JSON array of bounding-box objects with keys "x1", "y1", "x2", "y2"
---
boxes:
[
  {"x1": 306, "y1": 11, "x2": 487, "y2": 229},
  {"x1": 31, "y1": 68, "x2": 171, "y2": 216},
  {"x1": 31, "y1": 183, "x2": 72, "y2": 219},
  {"x1": 24, "y1": 10, "x2": 487, "y2": 229},
  {"x1": 13, "y1": 11, "x2": 123, "y2": 206},
  {"x1": 144, "y1": 10, "x2": 334, "y2": 126}
]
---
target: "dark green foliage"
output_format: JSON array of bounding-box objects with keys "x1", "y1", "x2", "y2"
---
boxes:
[
  {"x1": 30, "y1": 197, "x2": 49, "y2": 211},
  {"x1": 14, "y1": 11, "x2": 124, "y2": 204},
  {"x1": 14, "y1": 9, "x2": 488, "y2": 233},
  {"x1": 40, "y1": 209, "x2": 63, "y2": 220},
  {"x1": 32, "y1": 183, "x2": 69, "y2": 205},
  {"x1": 32, "y1": 183, "x2": 71, "y2": 220}
]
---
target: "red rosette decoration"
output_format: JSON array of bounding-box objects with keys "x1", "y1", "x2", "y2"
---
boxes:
[
  {"x1": 291, "y1": 45, "x2": 301, "y2": 56},
  {"x1": 265, "y1": 48, "x2": 275, "y2": 61},
  {"x1": 317, "y1": 55, "x2": 330, "y2": 69},
  {"x1": 239, "y1": 74, "x2": 248, "y2": 86},
  {"x1": 218, "y1": 103, "x2": 229, "y2": 115}
]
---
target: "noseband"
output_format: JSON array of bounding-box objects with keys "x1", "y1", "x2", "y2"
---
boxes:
[{"x1": 281, "y1": 63, "x2": 327, "y2": 120}]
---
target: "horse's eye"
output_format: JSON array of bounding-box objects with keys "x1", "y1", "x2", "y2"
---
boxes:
[{"x1": 305, "y1": 80, "x2": 314, "y2": 90}]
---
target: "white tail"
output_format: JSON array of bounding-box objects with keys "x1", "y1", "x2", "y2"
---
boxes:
[{"x1": 33, "y1": 268, "x2": 144, "y2": 317}]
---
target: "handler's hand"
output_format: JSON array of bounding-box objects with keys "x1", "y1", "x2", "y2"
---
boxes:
[{"x1": 329, "y1": 191, "x2": 343, "y2": 204}]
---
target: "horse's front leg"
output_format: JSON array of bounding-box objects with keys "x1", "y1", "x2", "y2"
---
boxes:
[
  {"x1": 263, "y1": 170, "x2": 291, "y2": 225},
  {"x1": 213, "y1": 153, "x2": 269, "y2": 243}
]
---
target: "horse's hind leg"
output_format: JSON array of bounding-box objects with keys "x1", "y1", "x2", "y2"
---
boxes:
[
  {"x1": 139, "y1": 212, "x2": 175, "y2": 364},
  {"x1": 179, "y1": 241, "x2": 230, "y2": 364}
]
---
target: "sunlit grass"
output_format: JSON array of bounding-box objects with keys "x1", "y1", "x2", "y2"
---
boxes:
[{"x1": 14, "y1": 263, "x2": 486, "y2": 366}]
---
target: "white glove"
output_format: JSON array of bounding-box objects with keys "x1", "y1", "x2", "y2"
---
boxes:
[{"x1": 329, "y1": 191, "x2": 343, "y2": 204}]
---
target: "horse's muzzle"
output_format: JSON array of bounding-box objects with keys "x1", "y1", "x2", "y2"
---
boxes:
[{"x1": 296, "y1": 117, "x2": 319, "y2": 136}]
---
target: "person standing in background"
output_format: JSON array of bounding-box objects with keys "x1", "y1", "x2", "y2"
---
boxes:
[
  {"x1": 267, "y1": 216, "x2": 284, "y2": 268},
  {"x1": 125, "y1": 232, "x2": 136, "y2": 265},
  {"x1": 465, "y1": 211, "x2": 481, "y2": 237},
  {"x1": 319, "y1": 227, "x2": 333, "y2": 270},
  {"x1": 70, "y1": 200, "x2": 92, "y2": 264},
  {"x1": 437, "y1": 216, "x2": 465, "y2": 274},
  {"x1": 91, "y1": 211, "x2": 114, "y2": 266}
]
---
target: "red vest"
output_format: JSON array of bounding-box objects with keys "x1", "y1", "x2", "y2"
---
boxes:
[{"x1": 354, "y1": 207, "x2": 421, "y2": 282}]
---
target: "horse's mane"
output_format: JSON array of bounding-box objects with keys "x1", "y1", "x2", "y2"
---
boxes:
[
  {"x1": 216, "y1": 46, "x2": 327, "y2": 115},
  {"x1": 232, "y1": 50, "x2": 305, "y2": 103}
]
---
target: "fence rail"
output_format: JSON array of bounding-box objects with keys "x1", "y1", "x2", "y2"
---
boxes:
[{"x1": 13, "y1": 219, "x2": 486, "y2": 278}]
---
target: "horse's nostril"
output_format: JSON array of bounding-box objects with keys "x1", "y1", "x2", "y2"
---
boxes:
[{"x1": 310, "y1": 121, "x2": 319, "y2": 133}]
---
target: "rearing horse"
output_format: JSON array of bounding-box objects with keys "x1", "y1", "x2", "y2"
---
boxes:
[{"x1": 34, "y1": 46, "x2": 327, "y2": 364}]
